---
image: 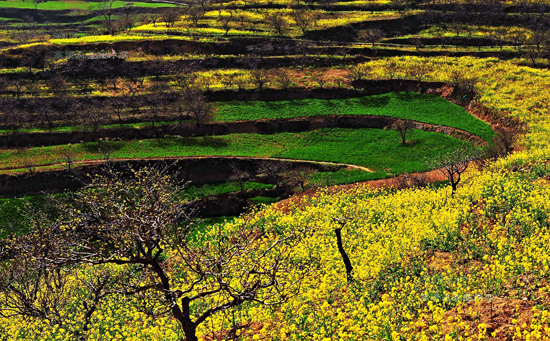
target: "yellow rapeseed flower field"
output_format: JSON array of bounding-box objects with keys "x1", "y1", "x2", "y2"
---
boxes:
[{"x1": 4, "y1": 56, "x2": 550, "y2": 339}]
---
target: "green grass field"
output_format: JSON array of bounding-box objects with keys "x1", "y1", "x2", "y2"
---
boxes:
[
  {"x1": 0, "y1": 0, "x2": 173, "y2": 10},
  {"x1": 215, "y1": 92, "x2": 494, "y2": 142},
  {"x1": 183, "y1": 181, "x2": 275, "y2": 200},
  {"x1": 0, "y1": 128, "x2": 475, "y2": 176},
  {"x1": 1, "y1": 93, "x2": 491, "y2": 141}
]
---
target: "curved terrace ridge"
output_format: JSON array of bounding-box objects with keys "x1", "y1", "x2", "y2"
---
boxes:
[{"x1": 0, "y1": 114, "x2": 487, "y2": 149}]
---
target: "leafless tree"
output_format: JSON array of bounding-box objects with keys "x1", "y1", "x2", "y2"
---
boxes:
[
  {"x1": 258, "y1": 162, "x2": 287, "y2": 187},
  {"x1": 59, "y1": 146, "x2": 79, "y2": 173},
  {"x1": 290, "y1": 8, "x2": 314, "y2": 34},
  {"x1": 78, "y1": 97, "x2": 103, "y2": 141},
  {"x1": 358, "y1": 28, "x2": 385, "y2": 46},
  {"x1": 250, "y1": 69, "x2": 269, "y2": 92},
  {"x1": 96, "y1": 0, "x2": 117, "y2": 34},
  {"x1": 163, "y1": 7, "x2": 182, "y2": 28},
  {"x1": 272, "y1": 69, "x2": 293, "y2": 90},
  {"x1": 347, "y1": 64, "x2": 371, "y2": 85},
  {"x1": 396, "y1": 172, "x2": 429, "y2": 188},
  {"x1": 390, "y1": 119, "x2": 415, "y2": 144},
  {"x1": 185, "y1": 6, "x2": 205, "y2": 27},
  {"x1": 0, "y1": 167, "x2": 313, "y2": 341},
  {"x1": 234, "y1": 74, "x2": 250, "y2": 91},
  {"x1": 229, "y1": 163, "x2": 252, "y2": 193},
  {"x1": 264, "y1": 11, "x2": 289, "y2": 36},
  {"x1": 311, "y1": 71, "x2": 328, "y2": 89},
  {"x1": 384, "y1": 60, "x2": 399, "y2": 80},
  {"x1": 220, "y1": 73, "x2": 236, "y2": 90},
  {"x1": 182, "y1": 89, "x2": 213, "y2": 126},
  {"x1": 428, "y1": 147, "x2": 478, "y2": 196},
  {"x1": 1, "y1": 101, "x2": 25, "y2": 134},
  {"x1": 484, "y1": 126, "x2": 516, "y2": 159},
  {"x1": 47, "y1": 76, "x2": 69, "y2": 97},
  {"x1": 405, "y1": 62, "x2": 431, "y2": 83},
  {"x1": 529, "y1": 30, "x2": 549, "y2": 53},
  {"x1": 217, "y1": 10, "x2": 235, "y2": 36},
  {"x1": 284, "y1": 166, "x2": 317, "y2": 191},
  {"x1": 332, "y1": 217, "x2": 353, "y2": 282},
  {"x1": 448, "y1": 68, "x2": 478, "y2": 99}
]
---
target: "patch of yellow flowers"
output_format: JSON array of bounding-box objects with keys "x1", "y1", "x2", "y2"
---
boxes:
[{"x1": 5, "y1": 57, "x2": 550, "y2": 339}]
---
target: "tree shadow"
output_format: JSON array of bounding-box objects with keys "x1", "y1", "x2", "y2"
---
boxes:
[
  {"x1": 179, "y1": 136, "x2": 230, "y2": 149},
  {"x1": 81, "y1": 140, "x2": 124, "y2": 153},
  {"x1": 358, "y1": 94, "x2": 391, "y2": 108}
]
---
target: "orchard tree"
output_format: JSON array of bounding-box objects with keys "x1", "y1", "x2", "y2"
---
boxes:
[
  {"x1": 273, "y1": 69, "x2": 293, "y2": 89},
  {"x1": 358, "y1": 28, "x2": 385, "y2": 46},
  {"x1": 182, "y1": 89, "x2": 213, "y2": 126},
  {"x1": 290, "y1": 8, "x2": 314, "y2": 34},
  {"x1": 162, "y1": 7, "x2": 182, "y2": 28},
  {"x1": 185, "y1": 6, "x2": 205, "y2": 27},
  {"x1": 96, "y1": 0, "x2": 116, "y2": 34},
  {"x1": 384, "y1": 60, "x2": 400, "y2": 80},
  {"x1": 0, "y1": 166, "x2": 313, "y2": 341},
  {"x1": 250, "y1": 69, "x2": 269, "y2": 92},
  {"x1": 405, "y1": 61, "x2": 431, "y2": 83},
  {"x1": 216, "y1": 10, "x2": 235, "y2": 36},
  {"x1": 390, "y1": 119, "x2": 415, "y2": 144},
  {"x1": 264, "y1": 11, "x2": 289, "y2": 36},
  {"x1": 428, "y1": 147, "x2": 478, "y2": 196}
]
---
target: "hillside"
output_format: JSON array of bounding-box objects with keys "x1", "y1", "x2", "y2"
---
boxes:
[{"x1": 1, "y1": 0, "x2": 550, "y2": 339}]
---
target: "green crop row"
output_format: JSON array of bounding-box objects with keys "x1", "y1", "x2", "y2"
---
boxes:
[
  {"x1": 0, "y1": 128, "x2": 475, "y2": 178},
  {"x1": 215, "y1": 92, "x2": 494, "y2": 141}
]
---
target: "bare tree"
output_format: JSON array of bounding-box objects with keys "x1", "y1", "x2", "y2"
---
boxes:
[
  {"x1": 484, "y1": 126, "x2": 516, "y2": 159},
  {"x1": 0, "y1": 167, "x2": 313, "y2": 341},
  {"x1": 162, "y1": 7, "x2": 182, "y2": 28},
  {"x1": 264, "y1": 11, "x2": 289, "y2": 36},
  {"x1": 229, "y1": 163, "x2": 251, "y2": 193},
  {"x1": 217, "y1": 10, "x2": 235, "y2": 36},
  {"x1": 234, "y1": 74, "x2": 250, "y2": 91},
  {"x1": 347, "y1": 64, "x2": 371, "y2": 86},
  {"x1": 258, "y1": 162, "x2": 287, "y2": 187},
  {"x1": 290, "y1": 8, "x2": 314, "y2": 34},
  {"x1": 396, "y1": 172, "x2": 428, "y2": 188},
  {"x1": 358, "y1": 28, "x2": 385, "y2": 46},
  {"x1": 405, "y1": 62, "x2": 431, "y2": 83},
  {"x1": 96, "y1": 0, "x2": 117, "y2": 34},
  {"x1": 447, "y1": 68, "x2": 478, "y2": 99},
  {"x1": 78, "y1": 97, "x2": 103, "y2": 141},
  {"x1": 182, "y1": 89, "x2": 213, "y2": 126},
  {"x1": 47, "y1": 75, "x2": 70, "y2": 97},
  {"x1": 311, "y1": 71, "x2": 328, "y2": 89},
  {"x1": 384, "y1": 60, "x2": 399, "y2": 80},
  {"x1": 390, "y1": 119, "x2": 415, "y2": 144},
  {"x1": 529, "y1": 30, "x2": 549, "y2": 53},
  {"x1": 272, "y1": 69, "x2": 293, "y2": 90},
  {"x1": 250, "y1": 69, "x2": 269, "y2": 92},
  {"x1": 59, "y1": 146, "x2": 79, "y2": 172},
  {"x1": 285, "y1": 166, "x2": 317, "y2": 191},
  {"x1": 185, "y1": 6, "x2": 205, "y2": 27},
  {"x1": 1, "y1": 101, "x2": 25, "y2": 134},
  {"x1": 428, "y1": 147, "x2": 478, "y2": 196}
]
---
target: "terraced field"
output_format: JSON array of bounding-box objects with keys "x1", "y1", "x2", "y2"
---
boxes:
[{"x1": 3, "y1": 0, "x2": 550, "y2": 339}]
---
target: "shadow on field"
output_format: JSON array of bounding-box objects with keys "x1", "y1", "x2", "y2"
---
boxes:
[{"x1": 179, "y1": 136, "x2": 230, "y2": 149}]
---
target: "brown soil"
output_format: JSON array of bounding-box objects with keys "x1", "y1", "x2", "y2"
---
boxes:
[
  {"x1": 275, "y1": 168, "x2": 448, "y2": 214},
  {"x1": 440, "y1": 297, "x2": 536, "y2": 340}
]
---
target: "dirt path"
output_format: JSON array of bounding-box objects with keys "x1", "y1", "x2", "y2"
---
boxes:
[{"x1": 0, "y1": 155, "x2": 375, "y2": 174}]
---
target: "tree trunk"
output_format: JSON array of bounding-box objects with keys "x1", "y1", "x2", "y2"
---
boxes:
[{"x1": 334, "y1": 228, "x2": 353, "y2": 282}]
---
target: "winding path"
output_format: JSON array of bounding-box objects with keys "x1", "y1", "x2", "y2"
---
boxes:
[{"x1": 0, "y1": 155, "x2": 375, "y2": 174}]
